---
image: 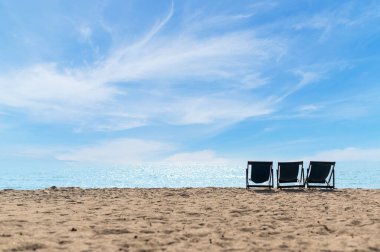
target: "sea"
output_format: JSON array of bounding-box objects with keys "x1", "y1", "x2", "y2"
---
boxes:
[{"x1": 1, "y1": 161, "x2": 379, "y2": 190}]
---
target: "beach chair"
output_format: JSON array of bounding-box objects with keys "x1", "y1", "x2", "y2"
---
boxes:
[
  {"x1": 246, "y1": 161, "x2": 274, "y2": 189},
  {"x1": 277, "y1": 161, "x2": 304, "y2": 189},
  {"x1": 305, "y1": 161, "x2": 336, "y2": 189}
]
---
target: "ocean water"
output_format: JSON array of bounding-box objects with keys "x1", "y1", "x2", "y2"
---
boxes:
[{"x1": 0, "y1": 162, "x2": 379, "y2": 190}]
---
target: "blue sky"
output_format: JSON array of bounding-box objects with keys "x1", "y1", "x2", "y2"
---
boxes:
[{"x1": 1, "y1": 0, "x2": 380, "y2": 168}]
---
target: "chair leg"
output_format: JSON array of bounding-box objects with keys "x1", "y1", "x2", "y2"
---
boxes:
[
  {"x1": 246, "y1": 166, "x2": 248, "y2": 189},
  {"x1": 333, "y1": 169, "x2": 335, "y2": 189},
  {"x1": 276, "y1": 169, "x2": 279, "y2": 189},
  {"x1": 268, "y1": 171, "x2": 272, "y2": 189}
]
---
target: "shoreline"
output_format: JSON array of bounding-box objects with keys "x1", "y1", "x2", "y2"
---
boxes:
[
  {"x1": 1, "y1": 187, "x2": 379, "y2": 251},
  {"x1": 2, "y1": 185, "x2": 380, "y2": 190}
]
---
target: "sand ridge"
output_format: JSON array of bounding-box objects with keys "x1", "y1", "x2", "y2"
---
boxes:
[{"x1": 0, "y1": 188, "x2": 379, "y2": 251}]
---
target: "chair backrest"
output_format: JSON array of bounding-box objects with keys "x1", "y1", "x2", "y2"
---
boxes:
[
  {"x1": 308, "y1": 161, "x2": 335, "y2": 183},
  {"x1": 278, "y1": 161, "x2": 303, "y2": 182},
  {"x1": 248, "y1": 161, "x2": 273, "y2": 183}
]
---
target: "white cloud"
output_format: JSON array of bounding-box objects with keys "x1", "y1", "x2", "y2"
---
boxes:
[
  {"x1": 297, "y1": 104, "x2": 322, "y2": 114},
  {"x1": 2, "y1": 136, "x2": 229, "y2": 166},
  {"x1": 182, "y1": 0, "x2": 277, "y2": 33},
  {"x1": 54, "y1": 139, "x2": 229, "y2": 166},
  {"x1": 78, "y1": 24, "x2": 92, "y2": 41},
  {"x1": 304, "y1": 147, "x2": 380, "y2": 162},
  {"x1": 294, "y1": 70, "x2": 321, "y2": 87},
  {"x1": 273, "y1": 70, "x2": 322, "y2": 103},
  {"x1": 94, "y1": 31, "x2": 285, "y2": 84},
  {"x1": 240, "y1": 73, "x2": 269, "y2": 90},
  {"x1": 0, "y1": 4, "x2": 285, "y2": 130},
  {"x1": 8, "y1": 147, "x2": 59, "y2": 159},
  {"x1": 291, "y1": 3, "x2": 380, "y2": 41},
  {"x1": 76, "y1": 120, "x2": 146, "y2": 132},
  {"x1": 0, "y1": 64, "x2": 138, "y2": 130},
  {"x1": 135, "y1": 0, "x2": 174, "y2": 47},
  {"x1": 171, "y1": 96, "x2": 272, "y2": 124},
  {"x1": 183, "y1": 13, "x2": 254, "y2": 32},
  {"x1": 292, "y1": 12, "x2": 352, "y2": 32},
  {"x1": 56, "y1": 138, "x2": 174, "y2": 165},
  {"x1": 249, "y1": 1, "x2": 278, "y2": 11},
  {"x1": 163, "y1": 150, "x2": 228, "y2": 165},
  {"x1": 0, "y1": 64, "x2": 116, "y2": 112}
]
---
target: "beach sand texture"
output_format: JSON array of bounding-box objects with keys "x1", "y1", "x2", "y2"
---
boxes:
[{"x1": 0, "y1": 188, "x2": 379, "y2": 251}]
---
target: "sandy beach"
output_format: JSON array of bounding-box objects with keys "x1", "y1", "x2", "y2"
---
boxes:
[{"x1": 0, "y1": 188, "x2": 379, "y2": 252}]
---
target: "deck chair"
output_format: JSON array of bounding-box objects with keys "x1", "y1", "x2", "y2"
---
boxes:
[
  {"x1": 277, "y1": 161, "x2": 304, "y2": 189},
  {"x1": 246, "y1": 161, "x2": 274, "y2": 189},
  {"x1": 305, "y1": 161, "x2": 336, "y2": 189}
]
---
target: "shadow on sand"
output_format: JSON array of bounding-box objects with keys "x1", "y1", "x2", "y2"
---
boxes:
[
  {"x1": 246, "y1": 188, "x2": 339, "y2": 194},
  {"x1": 246, "y1": 189, "x2": 277, "y2": 194}
]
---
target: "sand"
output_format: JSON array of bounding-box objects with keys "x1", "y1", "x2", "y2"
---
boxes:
[{"x1": 0, "y1": 188, "x2": 379, "y2": 252}]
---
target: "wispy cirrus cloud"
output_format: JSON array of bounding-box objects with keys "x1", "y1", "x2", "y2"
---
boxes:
[
  {"x1": 275, "y1": 70, "x2": 323, "y2": 102},
  {"x1": 0, "y1": 3, "x2": 286, "y2": 131},
  {"x1": 56, "y1": 138, "x2": 173, "y2": 165},
  {"x1": 95, "y1": 30, "x2": 284, "y2": 84},
  {"x1": 291, "y1": 1, "x2": 380, "y2": 41},
  {"x1": 164, "y1": 150, "x2": 228, "y2": 165},
  {"x1": 77, "y1": 24, "x2": 92, "y2": 41},
  {"x1": 169, "y1": 96, "x2": 272, "y2": 124},
  {"x1": 304, "y1": 147, "x2": 380, "y2": 162},
  {"x1": 54, "y1": 138, "x2": 228, "y2": 165},
  {"x1": 0, "y1": 64, "x2": 118, "y2": 123}
]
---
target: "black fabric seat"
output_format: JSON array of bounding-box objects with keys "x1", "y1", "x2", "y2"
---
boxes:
[
  {"x1": 277, "y1": 161, "x2": 304, "y2": 188},
  {"x1": 246, "y1": 161, "x2": 273, "y2": 189},
  {"x1": 305, "y1": 161, "x2": 336, "y2": 189}
]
